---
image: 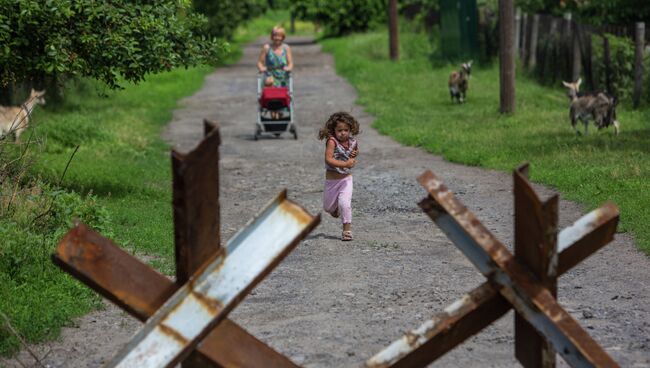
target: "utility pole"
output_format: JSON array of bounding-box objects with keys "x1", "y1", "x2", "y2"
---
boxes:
[
  {"x1": 388, "y1": 0, "x2": 399, "y2": 61},
  {"x1": 499, "y1": 0, "x2": 516, "y2": 113}
]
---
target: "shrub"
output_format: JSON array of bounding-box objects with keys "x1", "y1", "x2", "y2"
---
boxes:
[
  {"x1": 291, "y1": 0, "x2": 386, "y2": 36},
  {"x1": 591, "y1": 33, "x2": 635, "y2": 100},
  {"x1": 193, "y1": 0, "x2": 268, "y2": 40},
  {"x1": 0, "y1": 182, "x2": 111, "y2": 355}
]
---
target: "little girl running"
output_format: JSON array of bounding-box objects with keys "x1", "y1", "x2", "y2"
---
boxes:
[{"x1": 318, "y1": 112, "x2": 360, "y2": 241}]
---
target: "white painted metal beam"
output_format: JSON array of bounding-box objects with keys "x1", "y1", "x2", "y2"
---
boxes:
[{"x1": 105, "y1": 191, "x2": 319, "y2": 368}]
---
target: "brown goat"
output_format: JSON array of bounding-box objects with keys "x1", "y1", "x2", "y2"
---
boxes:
[
  {"x1": 448, "y1": 61, "x2": 472, "y2": 103},
  {"x1": 562, "y1": 79, "x2": 619, "y2": 136}
]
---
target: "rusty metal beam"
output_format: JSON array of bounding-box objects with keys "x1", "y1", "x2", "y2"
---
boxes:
[
  {"x1": 106, "y1": 191, "x2": 320, "y2": 368},
  {"x1": 366, "y1": 183, "x2": 619, "y2": 367},
  {"x1": 417, "y1": 170, "x2": 619, "y2": 368},
  {"x1": 174, "y1": 119, "x2": 221, "y2": 368},
  {"x1": 514, "y1": 164, "x2": 558, "y2": 368},
  {"x1": 365, "y1": 282, "x2": 510, "y2": 368},
  {"x1": 173, "y1": 119, "x2": 221, "y2": 285},
  {"x1": 53, "y1": 223, "x2": 300, "y2": 368},
  {"x1": 366, "y1": 203, "x2": 619, "y2": 368}
]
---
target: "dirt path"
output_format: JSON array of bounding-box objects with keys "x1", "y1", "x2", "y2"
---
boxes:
[{"x1": 4, "y1": 37, "x2": 649, "y2": 368}]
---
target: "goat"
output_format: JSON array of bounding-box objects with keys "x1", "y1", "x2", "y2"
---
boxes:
[
  {"x1": 562, "y1": 79, "x2": 619, "y2": 136},
  {"x1": 0, "y1": 89, "x2": 46, "y2": 142},
  {"x1": 448, "y1": 61, "x2": 472, "y2": 103}
]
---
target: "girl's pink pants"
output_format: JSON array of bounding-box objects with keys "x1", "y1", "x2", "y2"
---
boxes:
[{"x1": 323, "y1": 175, "x2": 353, "y2": 224}]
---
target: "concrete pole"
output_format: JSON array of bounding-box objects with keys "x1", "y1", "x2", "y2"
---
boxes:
[
  {"x1": 528, "y1": 14, "x2": 540, "y2": 69},
  {"x1": 515, "y1": 8, "x2": 522, "y2": 58},
  {"x1": 633, "y1": 22, "x2": 645, "y2": 108},
  {"x1": 572, "y1": 24, "x2": 582, "y2": 81}
]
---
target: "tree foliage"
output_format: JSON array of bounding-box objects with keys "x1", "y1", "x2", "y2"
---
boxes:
[
  {"x1": 192, "y1": 0, "x2": 267, "y2": 40},
  {"x1": 0, "y1": 1, "x2": 224, "y2": 89},
  {"x1": 569, "y1": 0, "x2": 650, "y2": 24},
  {"x1": 291, "y1": 0, "x2": 386, "y2": 36},
  {"x1": 516, "y1": 0, "x2": 650, "y2": 23}
]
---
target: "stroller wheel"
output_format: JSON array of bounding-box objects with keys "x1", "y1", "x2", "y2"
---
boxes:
[
  {"x1": 273, "y1": 133, "x2": 281, "y2": 137},
  {"x1": 290, "y1": 125, "x2": 298, "y2": 140},
  {"x1": 253, "y1": 128, "x2": 259, "y2": 141}
]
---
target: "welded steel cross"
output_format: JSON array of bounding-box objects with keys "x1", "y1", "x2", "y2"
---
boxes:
[
  {"x1": 53, "y1": 121, "x2": 319, "y2": 368},
  {"x1": 367, "y1": 164, "x2": 620, "y2": 368}
]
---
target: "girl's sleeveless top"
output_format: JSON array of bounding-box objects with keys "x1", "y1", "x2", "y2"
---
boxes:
[
  {"x1": 326, "y1": 137, "x2": 357, "y2": 175},
  {"x1": 265, "y1": 44, "x2": 289, "y2": 86}
]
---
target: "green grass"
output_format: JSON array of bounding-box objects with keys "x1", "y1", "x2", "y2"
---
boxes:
[
  {"x1": 321, "y1": 29, "x2": 650, "y2": 255},
  {"x1": 0, "y1": 65, "x2": 212, "y2": 357},
  {"x1": 0, "y1": 11, "x2": 302, "y2": 357}
]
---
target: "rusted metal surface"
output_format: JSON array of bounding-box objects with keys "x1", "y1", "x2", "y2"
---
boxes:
[
  {"x1": 367, "y1": 201, "x2": 619, "y2": 367},
  {"x1": 417, "y1": 170, "x2": 619, "y2": 367},
  {"x1": 173, "y1": 119, "x2": 221, "y2": 285},
  {"x1": 365, "y1": 282, "x2": 510, "y2": 368},
  {"x1": 176, "y1": 119, "x2": 220, "y2": 368},
  {"x1": 514, "y1": 164, "x2": 558, "y2": 368},
  {"x1": 367, "y1": 180, "x2": 619, "y2": 368},
  {"x1": 54, "y1": 223, "x2": 178, "y2": 321},
  {"x1": 53, "y1": 223, "x2": 300, "y2": 368},
  {"x1": 106, "y1": 191, "x2": 319, "y2": 368}
]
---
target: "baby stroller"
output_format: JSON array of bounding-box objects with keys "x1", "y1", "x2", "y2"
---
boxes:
[{"x1": 256, "y1": 72, "x2": 297, "y2": 140}]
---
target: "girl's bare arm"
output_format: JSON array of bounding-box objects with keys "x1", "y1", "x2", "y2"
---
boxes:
[{"x1": 325, "y1": 139, "x2": 355, "y2": 168}]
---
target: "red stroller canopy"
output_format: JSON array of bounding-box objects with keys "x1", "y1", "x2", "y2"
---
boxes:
[{"x1": 260, "y1": 87, "x2": 291, "y2": 110}]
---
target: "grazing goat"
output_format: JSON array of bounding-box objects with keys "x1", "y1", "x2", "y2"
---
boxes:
[
  {"x1": 448, "y1": 61, "x2": 472, "y2": 103},
  {"x1": 0, "y1": 89, "x2": 46, "y2": 142},
  {"x1": 562, "y1": 79, "x2": 619, "y2": 136}
]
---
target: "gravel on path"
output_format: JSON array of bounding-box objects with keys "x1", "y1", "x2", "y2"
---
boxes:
[{"x1": 3, "y1": 36, "x2": 648, "y2": 368}]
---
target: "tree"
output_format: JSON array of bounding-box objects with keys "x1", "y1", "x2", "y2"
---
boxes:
[
  {"x1": 0, "y1": 1, "x2": 224, "y2": 90},
  {"x1": 290, "y1": 0, "x2": 386, "y2": 36},
  {"x1": 192, "y1": 0, "x2": 267, "y2": 40},
  {"x1": 568, "y1": 0, "x2": 650, "y2": 24},
  {"x1": 499, "y1": 0, "x2": 516, "y2": 113},
  {"x1": 516, "y1": 0, "x2": 650, "y2": 23}
]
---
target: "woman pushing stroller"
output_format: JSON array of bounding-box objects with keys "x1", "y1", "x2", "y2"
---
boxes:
[{"x1": 257, "y1": 26, "x2": 293, "y2": 88}]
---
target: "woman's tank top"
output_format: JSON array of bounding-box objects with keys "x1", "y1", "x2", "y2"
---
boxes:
[{"x1": 265, "y1": 44, "x2": 289, "y2": 86}]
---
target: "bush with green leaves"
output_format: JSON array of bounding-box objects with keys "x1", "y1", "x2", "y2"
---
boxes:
[
  {"x1": 0, "y1": 182, "x2": 111, "y2": 355},
  {"x1": 591, "y1": 33, "x2": 636, "y2": 101},
  {"x1": 0, "y1": 1, "x2": 225, "y2": 90},
  {"x1": 193, "y1": 0, "x2": 268, "y2": 40},
  {"x1": 291, "y1": 0, "x2": 386, "y2": 36},
  {"x1": 399, "y1": 0, "x2": 439, "y2": 32}
]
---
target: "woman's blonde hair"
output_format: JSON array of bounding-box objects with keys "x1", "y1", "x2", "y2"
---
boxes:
[
  {"x1": 318, "y1": 112, "x2": 360, "y2": 140},
  {"x1": 271, "y1": 26, "x2": 286, "y2": 40}
]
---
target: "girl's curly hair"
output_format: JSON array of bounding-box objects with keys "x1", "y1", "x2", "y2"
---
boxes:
[{"x1": 317, "y1": 111, "x2": 360, "y2": 140}]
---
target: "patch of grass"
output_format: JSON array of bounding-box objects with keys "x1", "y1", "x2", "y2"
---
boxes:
[
  {"x1": 321, "y1": 29, "x2": 650, "y2": 255},
  {"x1": 0, "y1": 10, "x2": 294, "y2": 357},
  {"x1": 0, "y1": 182, "x2": 110, "y2": 355},
  {"x1": 31, "y1": 66, "x2": 212, "y2": 272}
]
